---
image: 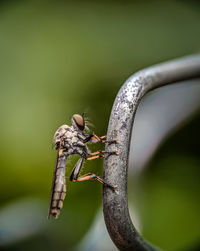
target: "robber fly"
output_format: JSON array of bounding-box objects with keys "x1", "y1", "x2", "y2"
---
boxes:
[{"x1": 48, "y1": 114, "x2": 117, "y2": 219}]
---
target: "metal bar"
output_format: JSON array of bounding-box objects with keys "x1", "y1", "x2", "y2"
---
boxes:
[{"x1": 103, "y1": 55, "x2": 200, "y2": 250}]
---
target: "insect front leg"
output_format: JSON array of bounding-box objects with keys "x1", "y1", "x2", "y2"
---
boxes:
[
  {"x1": 83, "y1": 133, "x2": 118, "y2": 145},
  {"x1": 91, "y1": 134, "x2": 118, "y2": 145},
  {"x1": 83, "y1": 134, "x2": 94, "y2": 143}
]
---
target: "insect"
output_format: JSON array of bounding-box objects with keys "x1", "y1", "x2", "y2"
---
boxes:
[{"x1": 48, "y1": 114, "x2": 118, "y2": 219}]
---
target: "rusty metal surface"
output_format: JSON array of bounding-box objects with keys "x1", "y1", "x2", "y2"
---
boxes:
[{"x1": 103, "y1": 55, "x2": 200, "y2": 250}]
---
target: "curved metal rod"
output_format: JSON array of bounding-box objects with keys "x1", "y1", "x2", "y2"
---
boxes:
[{"x1": 103, "y1": 55, "x2": 200, "y2": 251}]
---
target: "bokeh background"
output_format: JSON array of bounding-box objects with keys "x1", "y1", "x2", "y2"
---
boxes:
[{"x1": 0, "y1": 0, "x2": 200, "y2": 250}]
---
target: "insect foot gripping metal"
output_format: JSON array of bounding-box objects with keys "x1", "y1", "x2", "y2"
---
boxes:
[{"x1": 48, "y1": 114, "x2": 118, "y2": 219}]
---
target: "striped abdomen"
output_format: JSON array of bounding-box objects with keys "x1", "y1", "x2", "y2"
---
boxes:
[{"x1": 48, "y1": 153, "x2": 67, "y2": 219}]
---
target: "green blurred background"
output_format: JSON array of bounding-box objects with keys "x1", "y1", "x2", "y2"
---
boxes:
[{"x1": 0, "y1": 0, "x2": 200, "y2": 250}]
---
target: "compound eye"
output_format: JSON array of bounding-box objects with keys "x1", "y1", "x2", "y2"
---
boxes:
[{"x1": 73, "y1": 114, "x2": 85, "y2": 131}]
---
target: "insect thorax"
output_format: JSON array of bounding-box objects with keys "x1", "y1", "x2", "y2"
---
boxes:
[{"x1": 53, "y1": 125, "x2": 86, "y2": 153}]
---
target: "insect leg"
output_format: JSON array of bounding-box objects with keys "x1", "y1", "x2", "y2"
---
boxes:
[
  {"x1": 87, "y1": 150, "x2": 118, "y2": 160},
  {"x1": 87, "y1": 150, "x2": 104, "y2": 159},
  {"x1": 69, "y1": 157, "x2": 84, "y2": 181},
  {"x1": 70, "y1": 152, "x2": 117, "y2": 189},
  {"x1": 71, "y1": 173, "x2": 116, "y2": 190},
  {"x1": 87, "y1": 155, "x2": 102, "y2": 160},
  {"x1": 83, "y1": 134, "x2": 94, "y2": 143},
  {"x1": 92, "y1": 134, "x2": 118, "y2": 144}
]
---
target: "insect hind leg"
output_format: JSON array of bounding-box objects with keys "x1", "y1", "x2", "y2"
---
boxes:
[
  {"x1": 71, "y1": 173, "x2": 116, "y2": 191},
  {"x1": 69, "y1": 157, "x2": 84, "y2": 181}
]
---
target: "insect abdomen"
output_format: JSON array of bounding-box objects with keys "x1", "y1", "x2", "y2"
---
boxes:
[{"x1": 49, "y1": 155, "x2": 67, "y2": 219}]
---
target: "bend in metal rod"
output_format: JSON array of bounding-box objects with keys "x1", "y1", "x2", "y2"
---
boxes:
[{"x1": 103, "y1": 55, "x2": 200, "y2": 250}]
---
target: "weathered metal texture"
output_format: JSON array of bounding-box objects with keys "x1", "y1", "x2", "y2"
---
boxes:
[{"x1": 103, "y1": 55, "x2": 200, "y2": 250}]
